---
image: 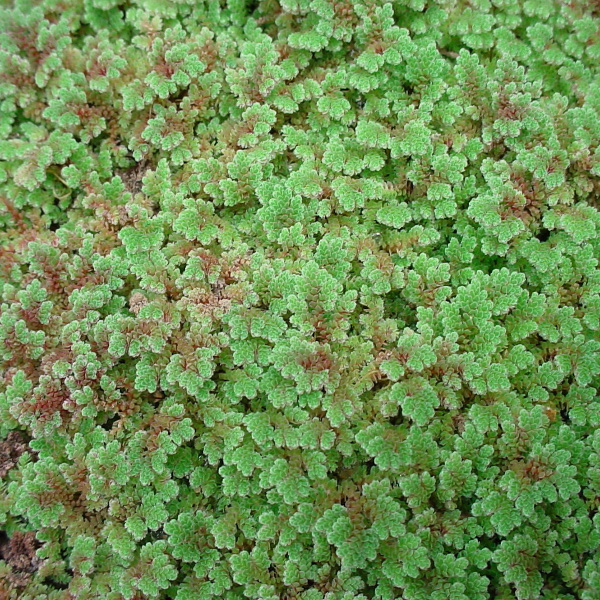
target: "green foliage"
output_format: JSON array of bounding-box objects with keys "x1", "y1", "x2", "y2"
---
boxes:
[{"x1": 1, "y1": 0, "x2": 600, "y2": 599}]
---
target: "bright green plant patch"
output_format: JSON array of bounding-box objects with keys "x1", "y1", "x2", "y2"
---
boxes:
[{"x1": 1, "y1": 0, "x2": 600, "y2": 599}]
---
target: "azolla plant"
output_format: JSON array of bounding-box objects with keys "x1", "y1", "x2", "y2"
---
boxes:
[{"x1": 1, "y1": 0, "x2": 600, "y2": 599}]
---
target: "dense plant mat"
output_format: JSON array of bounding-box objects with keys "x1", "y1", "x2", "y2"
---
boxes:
[{"x1": 1, "y1": 0, "x2": 600, "y2": 599}]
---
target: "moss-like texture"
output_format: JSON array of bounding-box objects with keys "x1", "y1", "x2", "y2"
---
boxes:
[{"x1": 1, "y1": 0, "x2": 600, "y2": 599}]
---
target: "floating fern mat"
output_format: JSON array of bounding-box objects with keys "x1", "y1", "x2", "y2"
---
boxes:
[{"x1": 1, "y1": 0, "x2": 600, "y2": 599}]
